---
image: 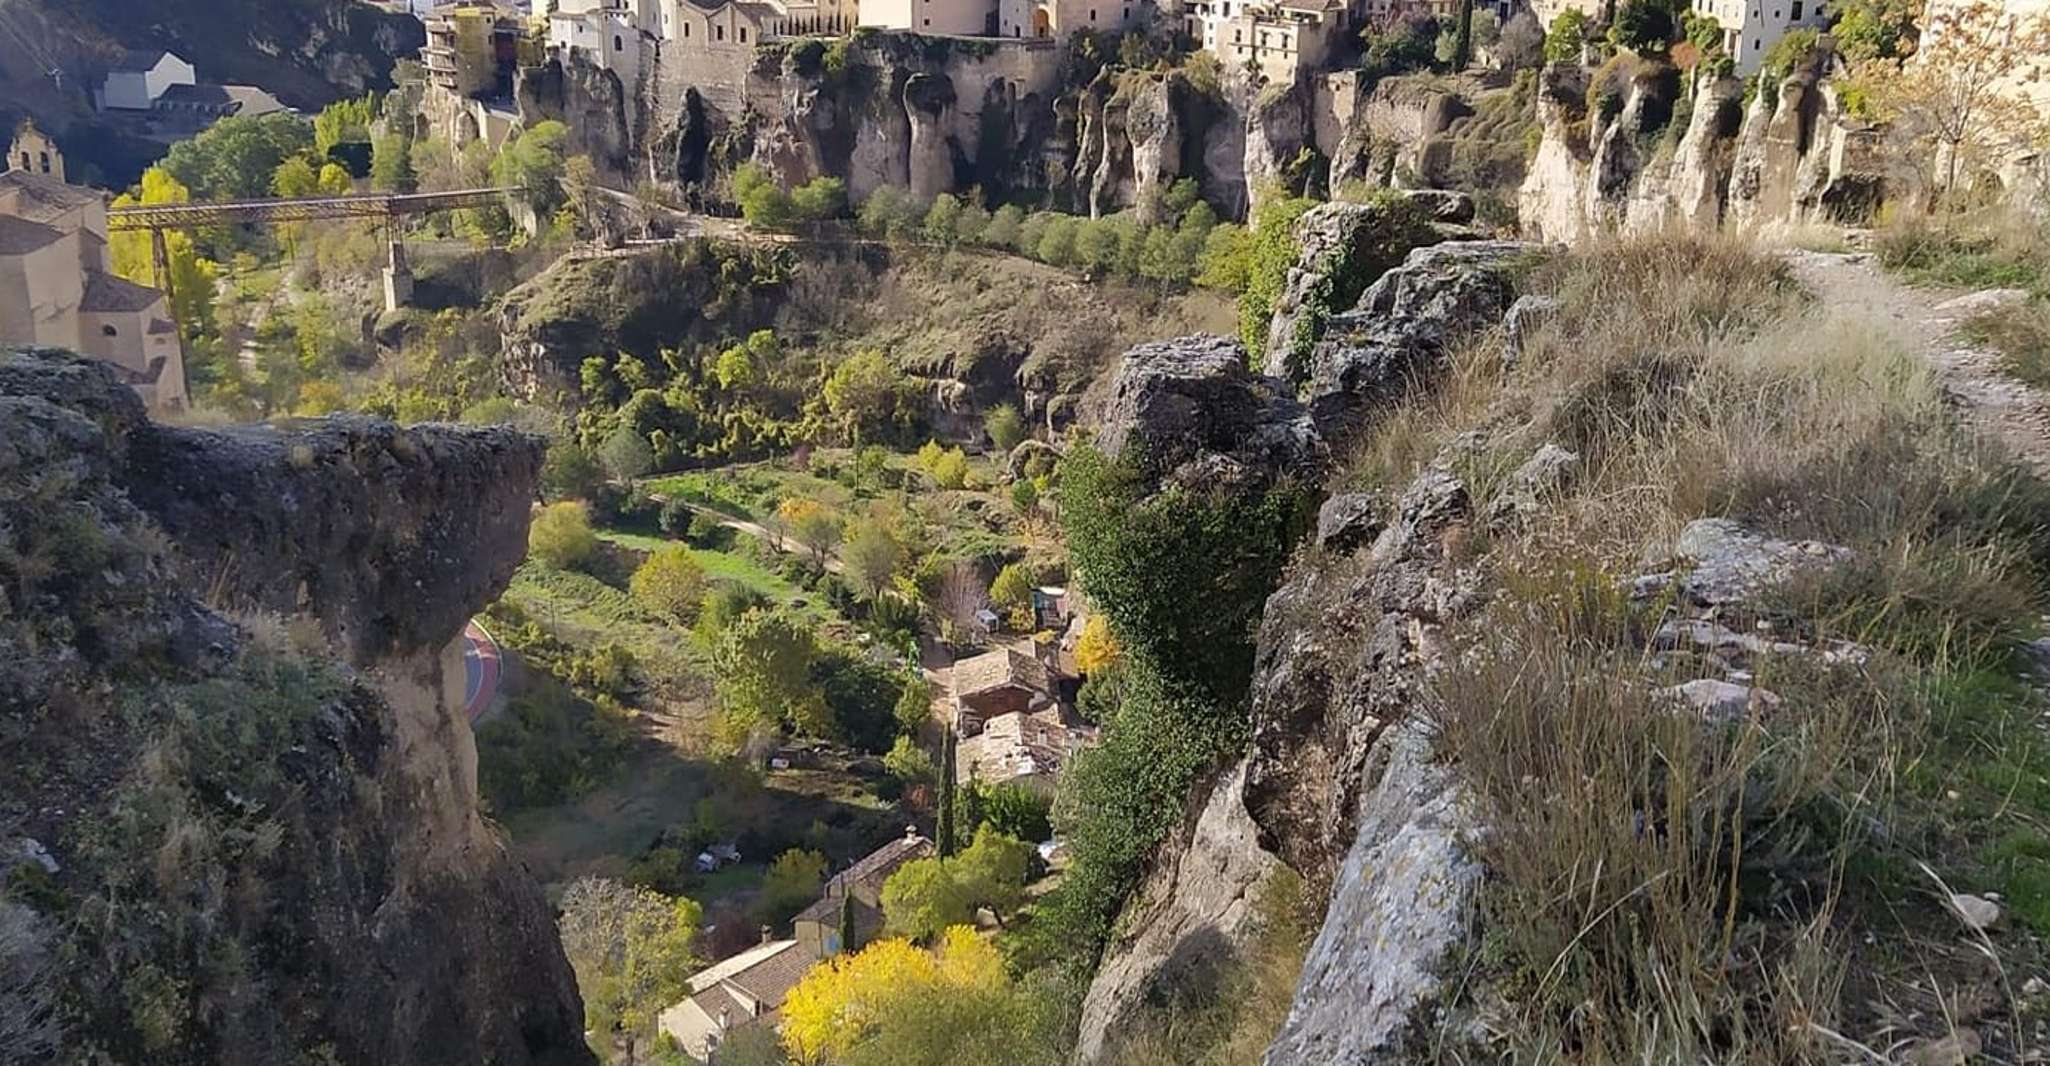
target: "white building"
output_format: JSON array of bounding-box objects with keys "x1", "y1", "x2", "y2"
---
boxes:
[
  {"x1": 997, "y1": 0, "x2": 1148, "y2": 38},
  {"x1": 1688, "y1": 0, "x2": 1827, "y2": 75},
  {"x1": 97, "y1": 50, "x2": 197, "y2": 112},
  {"x1": 1178, "y1": 0, "x2": 1345, "y2": 80},
  {"x1": 861, "y1": 0, "x2": 996, "y2": 34}
]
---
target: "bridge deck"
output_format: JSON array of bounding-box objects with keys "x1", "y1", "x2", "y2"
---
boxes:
[{"x1": 108, "y1": 187, "x2": 517, "y2": 230}]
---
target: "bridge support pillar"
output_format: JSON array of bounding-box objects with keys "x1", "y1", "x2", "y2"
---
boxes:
[{"x1": 382, "y1": 239, "x2": 414, "y2": 313}]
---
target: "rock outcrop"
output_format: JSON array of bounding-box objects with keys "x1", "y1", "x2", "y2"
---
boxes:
[
  {"x1": 1297, "y1": 240, "x2": 1531, "y2": 441},
  {"x1": 1075, "y1": 761, "x2": 1283, "y2": 1062},
  {"x1": 1260, "y1": 197, "x2": 1446, "y2": 382},
  {"x1": 1095, "y1": 334, "x2": 1323, "y2": 487},
  {"x1": 1520, "y1": 48, "x2": 1906, "y2": 240},
  {"x1": 0, "y1": 349, "x2": 588, "y2": 1065}
]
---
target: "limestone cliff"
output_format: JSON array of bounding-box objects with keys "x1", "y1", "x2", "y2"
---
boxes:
[
  {"x1": 0, "y1": 350, "x2": 588, "y2": 1065},
  {"x1": 1519, "y1": 49, "x2": 1903, "y2": 240}
]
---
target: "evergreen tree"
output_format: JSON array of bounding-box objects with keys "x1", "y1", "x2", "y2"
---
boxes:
[
  {"x1": 837, "y1": 892, "x2": 858, "y2": 955},
  {"x1": 937, "y1": 730, "x2": 957, "y2": 858}
]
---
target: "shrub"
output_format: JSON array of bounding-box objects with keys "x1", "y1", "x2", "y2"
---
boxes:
[
  {"x1": 1544, "y1": 9, "x2": 1588, "y2": 63},
  {"x1": 630, "y1": 543, "x2": 708, "y2": 622},
  {"x1": 985, "y1": 403, "x2": 1027, "y2": 452},
  {"x1": 529, "y1": 501, "x2": 599, "y2": 570},
  {"x1": 540, "y1": 439, "x2": 607, "y2": 502},
  {"x1": 657, "y1": 496, "x2": 695, "y2": 537}
]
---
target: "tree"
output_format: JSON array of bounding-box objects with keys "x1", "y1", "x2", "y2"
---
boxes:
[
  {"x1": 1009, "y1": 479, "x2": 1040, "y2": 516},
  {"x1": 844, "y1": 520, "x2": 904, "y2": 600},
  {"x1": 272, "y1": 156, "x2": 319, "y2": 198},
  {"x1": 792, "y1": 506, "x2": 843, "y2": 568},
  {"x1": 312, "y1": 94, "x2": 375, "y2": 157},
  {"x1": 1361, "y1": 10, "x2": 1441, "y2": 78},
  {"x1": 1074, "y1": 615, "x2": 1121, "y2": 674},
  {"x1": 952, "y1": 826, "x2": 1033, "y2": 922},
  {"x1": 698, "y1": 582, "x2": 771, "y2": 642},
  {"x1": 1452, "y1": 0, "x2": 1477, "y2": 69},
  {"x1": 530, "y1": 501, "x2": 599, "y2": 570},
  {"x1": 735, "y1": 162, "x2": 795, "y2": 229},
  {"x1": 1544, "y1": 9, "x2": 1588, "y2": 63},
  {"x1": 600, "y1": 425, "x2": 656, "y2": 480},
  {"x1": 823, "y1": 350, "x2": 911, "y2": 445},
  {"x1": 1828, "y1": 0, "x2": 1919, "y2": 61},
  {"x1": 984, "y1": 404, "x2": 1026, "y2": 452},
  {"x1": 161, "y1": 112, "x2": 314, "y2": 200},
  {"x1": 1234, "y1": 192, "x2": 1317, "y2": 358},
  {"x1": 885, "y1": 735, "x2": 937, "y2": 785},
  {"x1": 316, "y1": 163, "x2": 353, "y2": 196},
  {"x1": 759, "y1": 849, "x2": 830, "y2": 926},
  {"x1": 881, "y1": 857, "x2": 972, "y2": 940},
  {"x1": 983, "y1": 204, "x2": 1025, "y2": 248},
  {"x1": 937, "y1": 730, "x2": 958, "y2": 857},
  {"x1": 109, "y1": 169, "x2": 216, "y2": 342},
  {"x1": 857, "y1": 185, "x2": 923, "y2": 239},
  {"x1": 988, "y1": 563, "x2": 1034, "y2": 620},
  {"x1": 1609, "y1": 0, "x2": 1675, "y2": 54},
  {"x1": 557, "y1": 877, "x2": 702, "y2": 1052},
  {"x1": 631, "y1": 543, "x2": 708, "y2": 622},
  {"x1": 838, "y1": 894, "x2": 859, "y2": 956},
  {"x1": 370, "y1": 132, "x2": 415, "y2": 192},
  {"x1": 1853, "y1": 0, "x2": 2050, "y2": 201},
  {"x1": 791, "y1": 175, "x2": 849, "y2": 222},
  {"x1": 714, "y1": 609, "x2": 830, "y2": 739},
  {"x1": 780, "y1": 930, "x2": 1047, "y2": 1066},
  {"x1": 493, "y1": 120, "x2": 571, "y2": 218},
  {"x1": 923, "y1": 193, "x2": 964, "y2": 244},
  {"x1": 894, "y1": 674, "x2": 933, "y2": 737},
  {"x1": 933, "y1": 562, "x2": 989, "y2": 644},
  {"x1": 973, "y1": 782, "x2": 1053, "y2": 843},
  {"x1": 1498, "y1": 9, "x2": 1546, "y2": 68},
  {"x1": 541, "y1": 439, "x2": 607, "y2": 502},
  {"x1": 928, "y1": 447, "x2": 969, "y2": 490}
]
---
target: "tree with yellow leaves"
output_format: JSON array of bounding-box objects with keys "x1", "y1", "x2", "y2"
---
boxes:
[
  {"x1": 1849, "y1": 0, "x2": 2050, "y2": 201},
  {"x1": 109, "y1": 168, "x2": 217, "y2": 341},
  {"x1": 1073, "y1": 614, "x2": 1120, "y2": 675},
  {"x1": 781, "y1": 927, "x2": 1049, "y2": 1066}
]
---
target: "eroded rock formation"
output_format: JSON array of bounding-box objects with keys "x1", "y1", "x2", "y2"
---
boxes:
[
  {"x1": 0, "y1": 349, "x2": 587, "y2": 1065},
  {"x1": 1519, "y1": 49, "x2": 1905, "y2": 240}
]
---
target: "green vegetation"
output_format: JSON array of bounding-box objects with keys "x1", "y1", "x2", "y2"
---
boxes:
[
  {"x1": 557, "y1": 877, "x2": 703, "y2": 1055},
  {"x1": 530, "y1": 500, "x2": 600, "y2": 570},
  {"x1": 630, "y1": 543, "x2": 708, "y2": 622},
  {"x1": 1545, "y1": 9, "x2": 1589, "y2": 63},
  {"x1": 1875, "y1": 208, "x2": 2050, "y2": 298}
]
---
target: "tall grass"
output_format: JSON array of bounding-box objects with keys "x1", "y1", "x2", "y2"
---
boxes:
[{"x1": 1340, "y1": 232, "x2": 2050, "y2": 1061}]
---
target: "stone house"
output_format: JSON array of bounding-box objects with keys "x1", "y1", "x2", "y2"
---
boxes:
[
  {"x1": 951, "y1": 646, "x2": 1059, "y2": 735},
  {"x1": 0, "y1": 171, "x2": 187, "y2": 412},
  {"x1": 790, "y1": 827, "x2": 935, "y2": 957},
  {"x1": 956, "y1": 704, "x2": 1097, "y2": 794},
  {"x1": 97, "y1": 50, "x2": 197, "y2": 112},
  {"x1": 657, "y1": 937, "x2": 815, "y2": 1059},
  {"x1": 151, "y1": 84, "x2": 290, "y2": 133}
]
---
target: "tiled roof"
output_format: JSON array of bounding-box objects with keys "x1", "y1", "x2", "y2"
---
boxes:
[
  {"x1": 722, "y1": 939, "x2": 818, "y2": 1004},
  {"x1": 156, "y1": 83, "x2": 288, "y2": 117},
  {"x1": 958, "y1": 709, "x2": 1097, "y2": 786},
  {"x1": 0, "y1": 171, "x2": 103, "y2": 222},
  {"x1": 116, "y1": 49, "x2": 172, "y2": 72},
  {"x1": 0, "y1": 215, "x2": 65, "y2": 254},
  {"x1": 81, "y1": 270, "x2": 166, "y2": 314},
  {"x1": 952, "y1": 648, "x2": 1052, "y2": 699},
  {"x1": 685, "y1": 939, "x2": 802, "y2": 994},
  {"x1": 824, "y1": 832, "x2": 932, "y2": 897}
]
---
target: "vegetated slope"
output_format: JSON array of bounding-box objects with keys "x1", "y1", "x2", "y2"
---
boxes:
[
  {"x1": 1058, "y1": 214, "x2": 2050, "y2": 1063},
  {"x1": 0, "y1": 350, "x2": 590, "y2": 1065}
]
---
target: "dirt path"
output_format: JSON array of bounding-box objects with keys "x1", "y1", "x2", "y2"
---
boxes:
[{"x1": 1785, "y1": 250, "x2": 2050, "y2": 474}]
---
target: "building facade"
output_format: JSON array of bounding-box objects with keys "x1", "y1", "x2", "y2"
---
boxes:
[
  {"x1": 0, "y1": 172, "x2": 186, "y2": 412},
  {"x1": 4, "y1": 121, "x2": 63, "y2": 183},
  {"x1": 97, "y1": 50, "x2": 198, "y2": 111},
  {"x1": 1688, "y1": 0, "x2": 1827, "y2": 74}
]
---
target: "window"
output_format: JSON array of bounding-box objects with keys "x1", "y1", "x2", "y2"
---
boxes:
[
  {"x1": 923, "y1": 15, "x2": 930, "y2": 22},
  {"x1": 739, "y1": 26, "x2": 747, "y2": 40},
  {"x1": 614, "y1": 33, "x2": 623, "y2": 50},
  {"x1": 684, "y1": 21, "x2": 690, "y2": 35},
  {"x1": 1090, "y1": 8, "x2": 1096, "y2": 18},
  {"x1": 716, "y1": 23, "x2": 724, "y2": 38},
  {"x1": 1233, "y1": 27, "x2": 1240, "y2": 40},
  {"x1": 1790, "y1": 0, "x2": 1801, "y2": 17},
  {"x1": 37, "y1": 153, "x2": 48, "y2": 173},
  {"x1": 101, "y1": 325, "x2": 118, "y2": 337}
]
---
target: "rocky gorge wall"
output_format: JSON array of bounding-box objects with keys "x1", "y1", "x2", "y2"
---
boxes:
[
  {"x1": 1518, "y1": 50, "x2": 1904, "y2": 241},
  {"x1": 0, "y1": 350, "x2": 588, "y2": 1065}
]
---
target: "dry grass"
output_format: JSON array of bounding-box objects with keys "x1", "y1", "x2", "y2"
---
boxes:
[{"x1": 1339, "y1": 232, "x2": 2050, "y2": 1061}]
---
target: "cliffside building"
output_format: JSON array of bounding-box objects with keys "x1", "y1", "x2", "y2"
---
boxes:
[
  {"x1": 1687, "y1": 0, "x2": 1827, "y2": 75},
  {"x1": 0, "y1": 172, "x2": 187, "y2": 412},
  {"x1": 97, "y1": 50, "x2": 197, "y2": 111}
]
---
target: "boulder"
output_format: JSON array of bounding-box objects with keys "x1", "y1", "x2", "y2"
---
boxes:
[
  {"x1": 1300, "y1": 241, "x2": 1534, "y2": 444},
  {"x1": 1316, "y1": 491, "x2": 1385, "y2": 552},
  {"x1": 1657, "y1": 678, "x2": 1782, "y2": 724},
  {"x1": 1263, "y1": 723, "x2": 1480, "y2": 1066},
  {"x1": 1401, "y1": 188, "x2": 1476, "y2": 223},
  {"x1": 1948, "y1": 893, "x2": 2002, "y2": 931},
  {"x1": 1501, "y1": 293, "x2": 1562, "y2": 367},
  {"x1": 1485, "y1": 442, "x2": 1578, "y2": 526},
  {"x1": 1096, "y1": 335, "x2": 1322, "y2": 487},
  {"x1": 1932, "y1": 288, "x2": 2030, "y2": 321},
  {"x1": 1660, "y1": 518, "x2": 1856, "y2": 607}
]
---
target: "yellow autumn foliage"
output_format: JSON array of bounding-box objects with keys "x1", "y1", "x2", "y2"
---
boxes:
[{"x1": 779, "y1": 927, "x2": 1002, "y2": 1063}]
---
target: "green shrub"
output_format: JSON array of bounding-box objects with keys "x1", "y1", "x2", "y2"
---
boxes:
[
  {"x1": 530, "y1": 501, "x2": 600, "y2": 570},
  {"x1": 630, "y1": 543, "x2": 708, "y2": 623}
]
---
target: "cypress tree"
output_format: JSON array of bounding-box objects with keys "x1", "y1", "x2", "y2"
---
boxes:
[
  {"x1": 837, "y1": 892, "x2": 857, "y2": 955},
  {"x1": 938, "y1": 730, "x2": 957, "y2": 858}
]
